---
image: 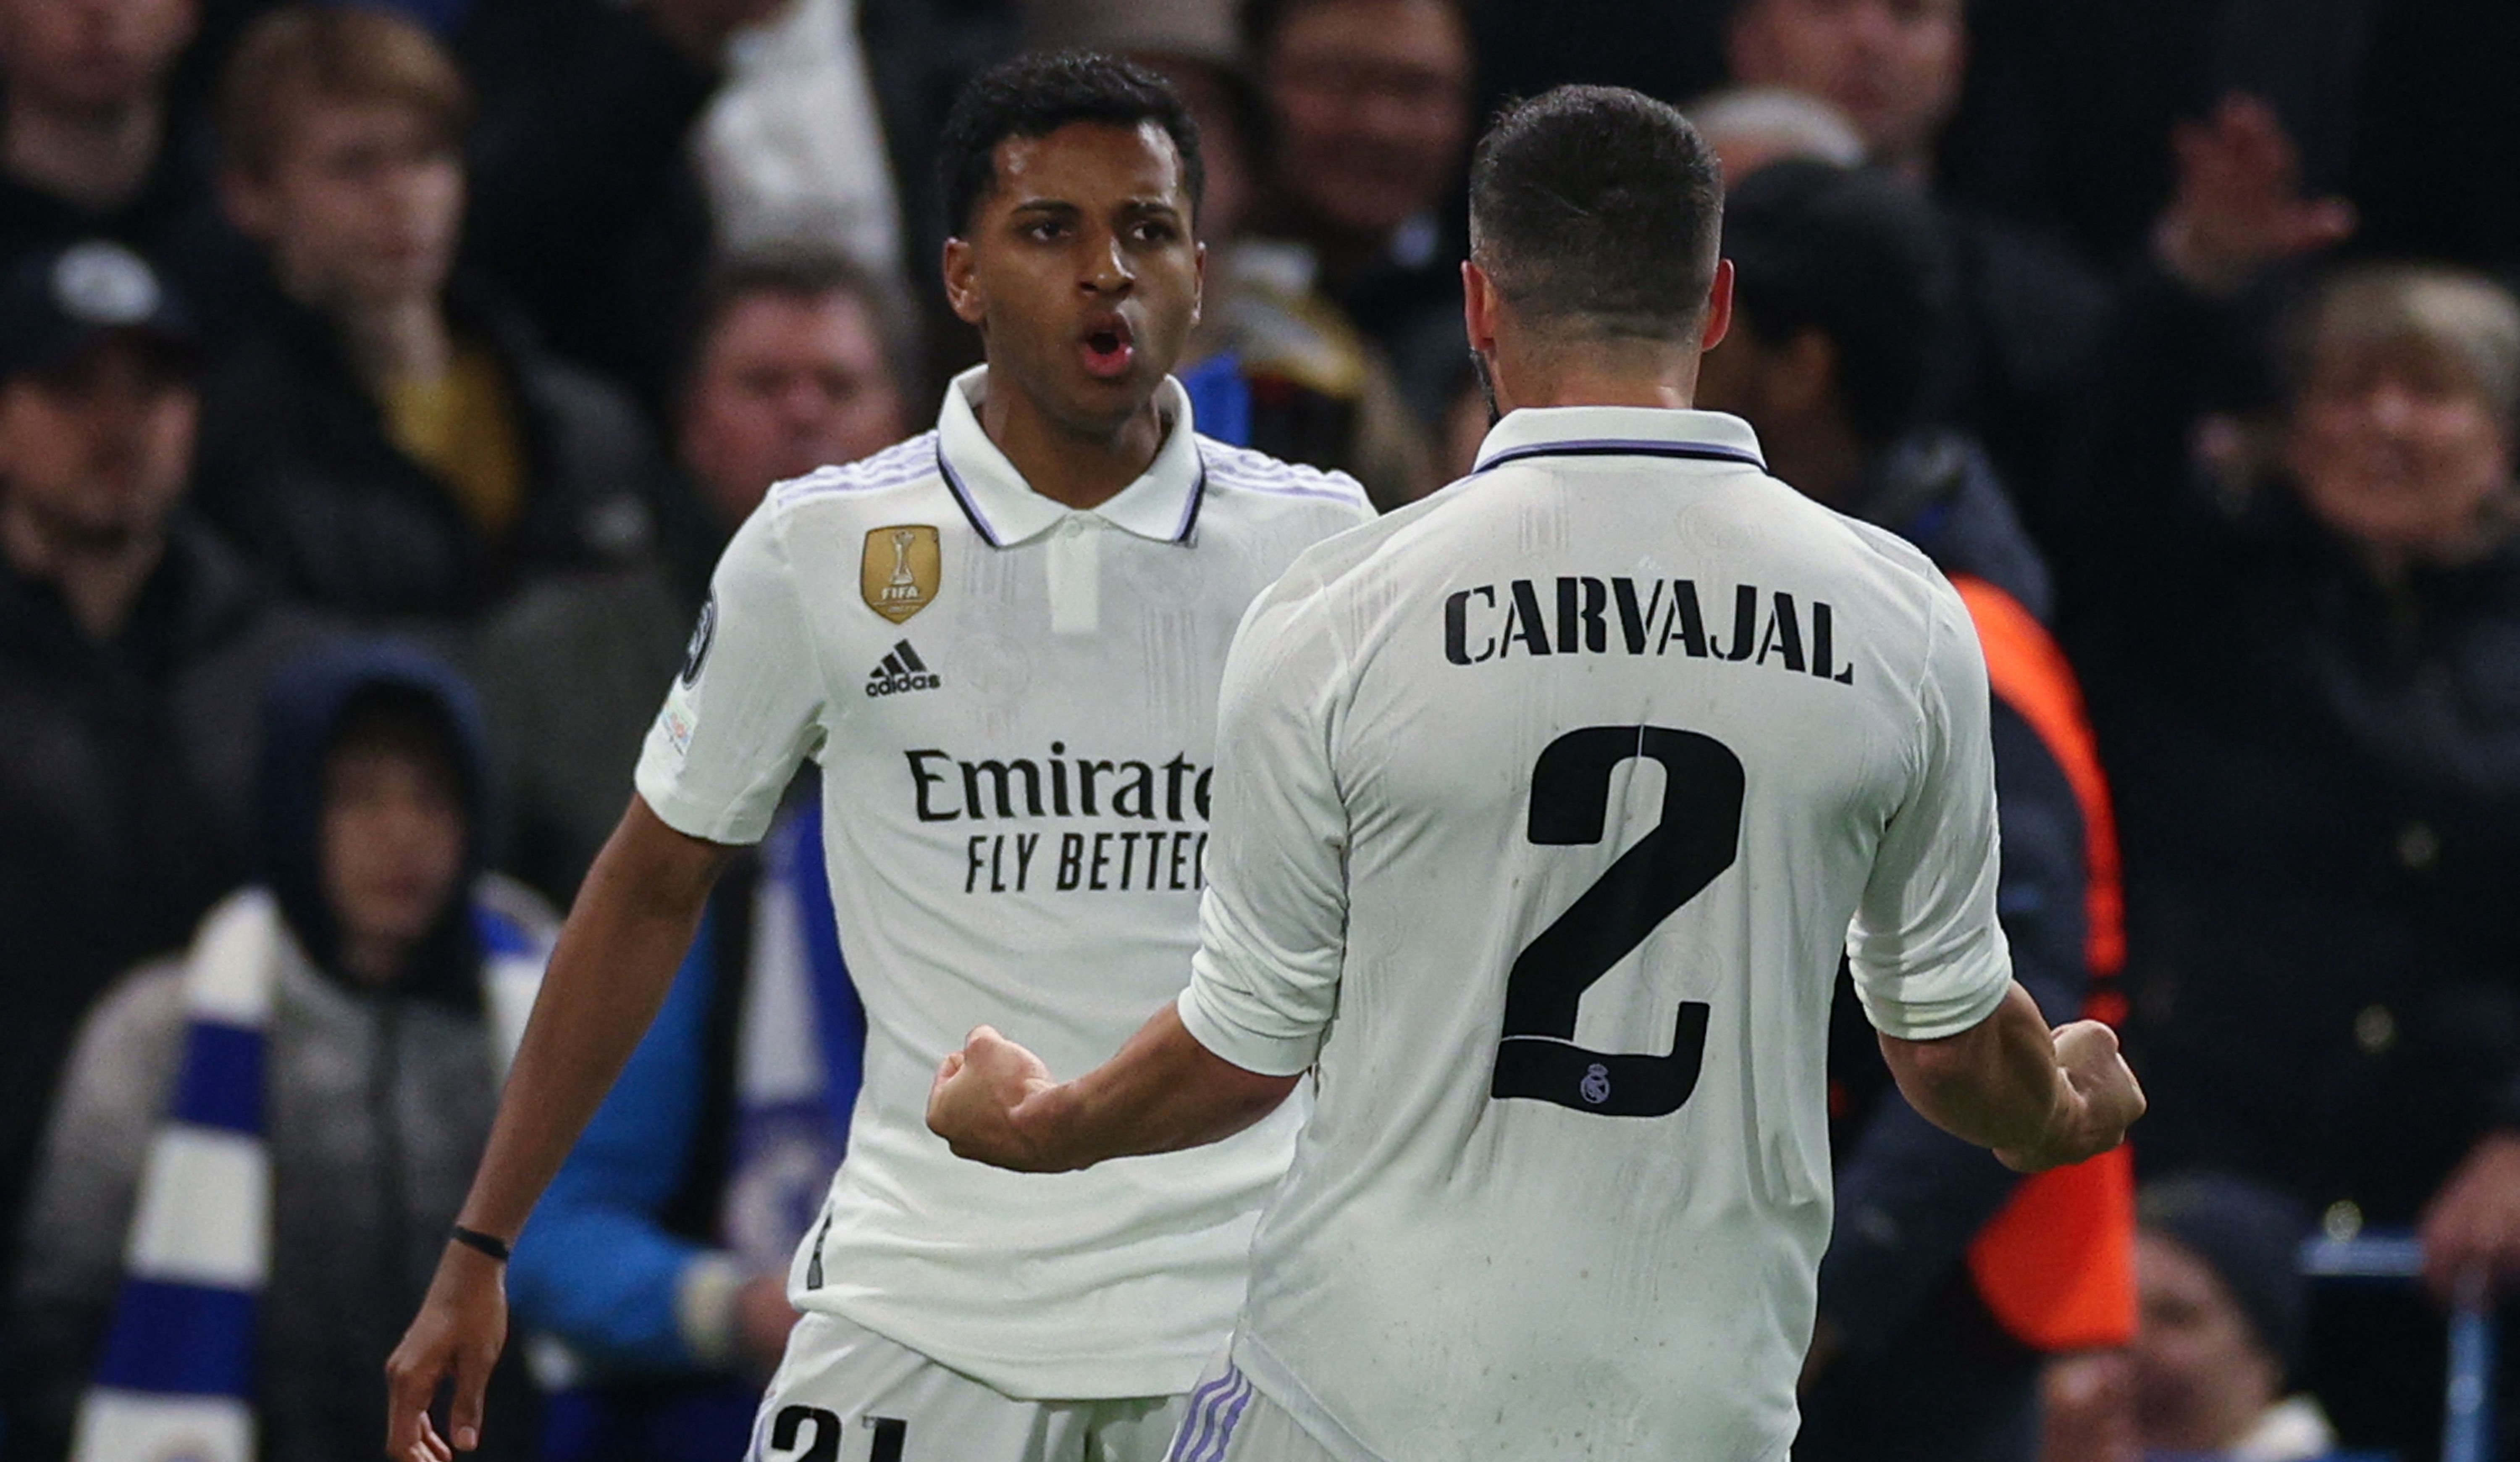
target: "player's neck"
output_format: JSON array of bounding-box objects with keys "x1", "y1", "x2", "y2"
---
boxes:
[
  {"x1": 1488, "y1": 333, "x2": 1706, "y2": 415},
  {"x1": 978, "y1": 373, "x2": 1166, "y2": 513}
]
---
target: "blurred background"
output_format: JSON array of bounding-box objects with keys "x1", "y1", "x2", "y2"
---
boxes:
[{"x1": 2, "y1": 1, "x2": 2517, "y2": 1460}]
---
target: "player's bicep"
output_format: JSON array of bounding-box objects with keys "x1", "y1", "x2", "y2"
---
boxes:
[
  {"x1": 633, "y1": 506, "x2": 829, "y2": 847},
  {"x1": 1849, "y1": 586, "x2": 2012, "y2": 1041},
  {"x1": 1179, "y1": 590, "x2": 1349, "y2": 1078}
]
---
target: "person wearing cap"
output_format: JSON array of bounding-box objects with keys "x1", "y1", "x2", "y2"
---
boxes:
[
  {"x1": 0, "y1": 0, "x2": 247, "y2": 330},
  {"x1": 1696, "y1": 159, "x2": 2134, "y2": 1462},
  {"x1": 2045, "y1": 1175, "x2": 2339, "y2": 1462},
  {"x1": 0, "y1": 236, "x2": 335, "y2": 1300}
]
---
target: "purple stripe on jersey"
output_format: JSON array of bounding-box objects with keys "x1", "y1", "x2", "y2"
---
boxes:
[
  {"x1": 1173, "y1": 457, "x2": 1208, "y2": 543},
  {"x1": 1195, "y1": 1375, "x2": 1255, "y2": 1462},
  {"x1": 1211, "y1": 475, "x2": 1363, "y2": 504},
  {"x1": 1172, "y1": 1366, "x2": 1247, "y2": 1462},
  {"x1": 1473, "y1": 439, "x2": 1768, "y2": 474},
  {"x1": 933, "y1": 442, "x2": 1003, "y2": 547},
  {"x1": 1166, "y1": 1370, "x2": 1240, "y2": 1462},
  {"x1": 783, "y1": 465, "x2": 934, "y2": 502}
]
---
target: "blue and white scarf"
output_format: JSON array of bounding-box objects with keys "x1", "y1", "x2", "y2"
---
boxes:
[
  {"x1": 69, "y1": 887, "x2": 546, "y2": 1462},
  {"x1": 723, "y1": 799, "x2": 864, "y2": 1283}
]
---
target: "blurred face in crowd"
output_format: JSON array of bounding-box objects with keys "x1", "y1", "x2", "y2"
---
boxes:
[
  {"x1": 321, "y1": 731, "x2": 467, "y2": 986},
  {"x1": 2129, "y1": 1231, "x2": 2281, "y2": 1451},
  {"x1": 1727, "y1": 0, "x2": 1966, "y2": 174},
  {"x1": 2284, "y1": 335, "x2": 2515, "y2": 562},
  {"x1": 680, "y1": 288, "x2": 909, "y2": 527},
  {"x1": 225, "y1": 92, "x2": 463, "y2": 314},
  {"x1": 944, "y1": 120, "x2": 1203, "y2": 439},
  {"x1": 0, "y1": 336, "x2": 196, "y2": 552},
  {"x1": 1142, "y1": 57, "x2": 1254, "y2": 245},
  {"x1": 1261, "y1": 0, "x2": 1473, "y2": 245},
  {"x1": 0, "y1": 0, "x2": 194, "y2": 116}
]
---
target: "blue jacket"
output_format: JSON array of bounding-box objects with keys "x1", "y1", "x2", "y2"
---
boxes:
[{"x1": 509, "y1": 799, "x2": 863, "y2": 1375}]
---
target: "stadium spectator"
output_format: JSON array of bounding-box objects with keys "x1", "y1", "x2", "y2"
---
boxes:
[
  {"x1": 1719, "y1": 0, "x2": 2110, "y2": 518},
  {"x1": 0, "y1": 238, "x2": 333, "y2": 1293},
  {"x1": 1241, "y1": 0, "x2": 1475, "y2": 423},
  {"x1": 2041, "y1": 1175, "x2": 2337, "y2": 1462},
  {"x1": 1698, "y1": 158, "x2": 2133, "y2": 1462},
  {"x1": 0, "y1": 0, "x2": 245, "y2": 325},
  {"x1": 189, "y1": 5, "x2": 669, "y2": 628},
  {"x1": 2061, "y1": 240, "x2": 2520, "y2": 1452},
  {"x1": 1025, "y1": 0, "x2": 1434, "y2": 507},
  {"x1": 471, "y1": 243, "x2": 913, "y2": 902},
  {"x1": 4, "y1": 641, "x2": 551, "y2": 1462}
]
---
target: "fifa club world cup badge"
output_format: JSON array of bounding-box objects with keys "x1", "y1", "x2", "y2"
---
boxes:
[{"x1": 863, "y1": 525, "x2": 941, "y2": 624}]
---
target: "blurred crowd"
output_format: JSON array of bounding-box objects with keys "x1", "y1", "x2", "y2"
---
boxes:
[{"x1": 1, "y1": 0, "x2": 2517, "y2": 1459}]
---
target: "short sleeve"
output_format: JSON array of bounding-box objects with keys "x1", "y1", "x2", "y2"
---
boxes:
[
  {"x1": 1176, "y1": 581, "x2": 1351, "y2": 1077},
  {"x1": 1848, "y1": 578, "x2": 2015, "y2": 1041},
  {"x1": 633, "y1": 504, "x2": 828, "y2": 845}
]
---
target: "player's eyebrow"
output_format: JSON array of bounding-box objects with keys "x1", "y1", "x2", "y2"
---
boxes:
[{"x1": 1006, "y1": 198, "x2": 1082, "y2": 220}]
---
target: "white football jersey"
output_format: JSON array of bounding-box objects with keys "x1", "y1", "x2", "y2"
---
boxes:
[
  {"x1": 635, "y1": 367, "x2": 1372, "y2": 1399},
  {"x1": 1176, "y1": 405, "x2": 2013, "y2": 1462}
]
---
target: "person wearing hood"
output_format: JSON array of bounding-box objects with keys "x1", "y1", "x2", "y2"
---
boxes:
[
  {"x1": 3, "y1": 641, "x2": 553, "y2": 1462},
  {"x1": 1696, "y1": 158, "x2": 2135, "y2": 1462}
]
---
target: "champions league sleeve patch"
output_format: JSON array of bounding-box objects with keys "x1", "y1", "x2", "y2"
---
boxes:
[{"x1": 681, "y1": 592, "x2": 717, "y2": 686}]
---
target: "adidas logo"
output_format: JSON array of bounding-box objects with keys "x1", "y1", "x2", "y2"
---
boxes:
[{"x1": 866, "y1": 639, "x2": 942, "y2": 697}]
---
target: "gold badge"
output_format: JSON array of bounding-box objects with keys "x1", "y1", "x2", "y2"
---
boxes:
[{"x1": 862, "y1": 525, "x2": 941, "y2": 623}]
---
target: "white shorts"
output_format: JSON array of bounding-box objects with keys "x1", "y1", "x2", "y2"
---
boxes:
[
  {"x1": 746, "y1": 1311, "x2": 1189, "y2": 1462},
  {"x1": 1166, "y1": 1362, "x2": 1339, "y2": 1462}
]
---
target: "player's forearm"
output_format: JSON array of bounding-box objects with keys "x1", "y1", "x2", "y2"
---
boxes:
[
  {"x1": 1012, "y1": 1003, "x2": 1299, "y2": 1171},
  {"x1": 456, "y1": 798, "x2": 729, "y2": 1238},
  {"x1": 1877, "y1": 981, "x2": 2073, "y2": 1159}
]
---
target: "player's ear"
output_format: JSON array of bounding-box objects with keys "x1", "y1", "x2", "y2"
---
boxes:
[
  {"x1": 1462, "y1": 260, "x2": 1501, "y2": 355},
  {"x1": 1190, "y1": 239, "x2": 1207, "y2": 329},
  {"x1": 1699, "y1": 259, "x2": 1735, "y2": 352},
  {"x1": 942, "y1": 237, "x2": 987, "y2": 327}
]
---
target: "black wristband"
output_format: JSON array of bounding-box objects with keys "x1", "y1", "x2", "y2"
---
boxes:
[{"x1": 449, "y1": 1224, "x2": 512, "y2": 1263}]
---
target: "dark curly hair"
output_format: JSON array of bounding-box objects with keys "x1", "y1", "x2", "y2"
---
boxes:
[{"x1": 935, "y1": 50, "x2": 1206, "y2": 239}]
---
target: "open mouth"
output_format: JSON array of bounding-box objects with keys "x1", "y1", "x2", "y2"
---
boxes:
[{"x1": 1080, "y1": 316, "x2": 1136, "y2": 379}]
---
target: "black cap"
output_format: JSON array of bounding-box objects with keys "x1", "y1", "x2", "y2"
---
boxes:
[
  {"x1": 2139, "y1": 1173, "x2": 2314, "y2": 1378},
  {"x1": 0, "y1": 239, "x2": 200, "y2": 381}
]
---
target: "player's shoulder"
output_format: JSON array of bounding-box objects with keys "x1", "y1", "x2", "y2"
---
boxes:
[
  {"x1": 1193, "y1": 435, "x2": 1373, "y2": 526},
  {"x1": 763, "y1": 434, "x2": 944, "y2": 519}
]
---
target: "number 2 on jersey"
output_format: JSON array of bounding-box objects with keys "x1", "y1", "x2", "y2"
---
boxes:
[{"x1": 1492, "y1": 725, "x2": 1744, "y2": 1118}]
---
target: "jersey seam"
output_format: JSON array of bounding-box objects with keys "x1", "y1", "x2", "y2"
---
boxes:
[{"x1": 768, "y1": 502, "x2": 845, "y2": 760}]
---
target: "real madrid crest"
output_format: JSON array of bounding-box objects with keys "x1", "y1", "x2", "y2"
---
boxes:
[{"x1": 862, "y1": 525, "x2": 940, "y2": 623}]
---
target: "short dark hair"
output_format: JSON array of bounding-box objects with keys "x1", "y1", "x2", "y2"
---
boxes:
[
  {"x1": 935, "y1": 50, "x2": 1206, "y2": 239},
  {"x1": 1721, "y1": 159, "x2": 1953, "y2": 448},
  {"x1": 1469, "y1": 85, "x2": 1724, "y2": 343},
  {"x1": 679, "y1": 242, "x2": 920, "y2": 400}
]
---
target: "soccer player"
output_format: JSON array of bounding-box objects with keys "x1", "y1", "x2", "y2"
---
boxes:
[
  {"x1": 383, "y1": 52, "x2": 1371, "y2": 1462},
  {"x1": 927, "y1": 86, "x2": 2145, "y2": 1462}
]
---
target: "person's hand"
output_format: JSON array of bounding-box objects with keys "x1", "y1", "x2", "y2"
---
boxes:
[
  {"x1": 2419, "y1": 1131, "x2": 2520, "y2": 1304},
  {"x1": 643, "y1": 0, "x2": 790, "y2": 63},
  {"x1": 1996, "y1": 1021, "x2": 2146, "y2": 1174},
  {"x1": 926, "y1": 1025, "x2": 1061, "y2": 1171},
  {"x1": 735, "y1": 1273, "x2": 800, "y2": 1378},
  {"x1": 2155, "y1": 93, "x2": 2355, "y2": 293},
  {"x1": 383, "y1": 1243, "x2": 509, "y2": 1461}
]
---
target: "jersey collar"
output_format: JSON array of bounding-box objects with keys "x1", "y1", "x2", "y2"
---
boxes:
[
  {"x1": 1470, "y1": 404, "x2": 1767, "y2": 476},
  {"x1": 934, "y1": 365, "x2": 1206, "y2": 548}
]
